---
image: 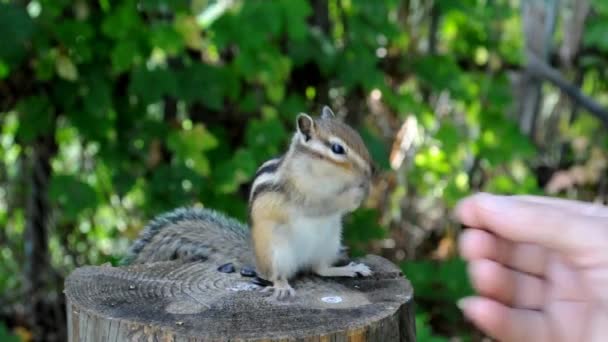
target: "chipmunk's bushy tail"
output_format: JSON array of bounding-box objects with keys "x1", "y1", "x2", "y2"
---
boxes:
[{"x1": 121, "y1": 207, "x2": 253, "y2": 265}]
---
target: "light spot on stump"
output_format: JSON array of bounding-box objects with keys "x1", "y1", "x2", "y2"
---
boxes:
[
  {"x1": 166, "y1": 300, "x2": 208, "y2": 314},
  {"x1": 227, "y1": 282, "x2": 260, "y2": 292},
  {"x1": 321, "y1": 296, "x2": 343, "y2": 304}
]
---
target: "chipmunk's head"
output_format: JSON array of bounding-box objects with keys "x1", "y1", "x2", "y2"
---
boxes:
[{"x1": 291, "y1": 106, "x2": 375, "y2": 211}]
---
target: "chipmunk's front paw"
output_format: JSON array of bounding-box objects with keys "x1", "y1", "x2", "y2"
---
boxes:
[
  {"x1": 261, "y1": 282, "x2": 295, "y2": 300},
  {"x1": 346, "y1": 262, "x2": 372, "y2": 277}
]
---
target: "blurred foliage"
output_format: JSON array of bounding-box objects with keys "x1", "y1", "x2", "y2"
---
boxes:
[
  {"x1": 0, "y1": 323, "x2": 20, "y2": 342},
  {"x1": 1, "y1": 0, "x2": 608, "y2": 341}
]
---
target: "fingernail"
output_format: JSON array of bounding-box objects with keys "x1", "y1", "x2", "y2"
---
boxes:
[
  {"x1": 475, "y1": 193, "x2": 514, "y2": 213},
  {"x1": 457, "y1": 297, "x2": 472, "y2": 311}
]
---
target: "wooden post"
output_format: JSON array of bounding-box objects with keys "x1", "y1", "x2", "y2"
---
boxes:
[{"x1": 64, "y1": 255, "x2": 415, "y2": 341}]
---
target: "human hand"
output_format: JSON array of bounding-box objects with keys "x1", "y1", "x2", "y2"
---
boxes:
[{"x1": 454, "y1": 193, "x2": 608, "y2": 342}]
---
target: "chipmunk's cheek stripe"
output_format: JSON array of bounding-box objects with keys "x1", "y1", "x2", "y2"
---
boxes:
[
  {"x1": 254, "y1": 156, "x2": 283, "y2": 179},
  {"x1": 250, "y1": 183, "x2": 285, "y2": 205}
]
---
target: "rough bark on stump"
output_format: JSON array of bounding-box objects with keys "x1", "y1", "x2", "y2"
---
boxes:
[{"x1": 64, "y1": 255, "x2": 415, "y2": 341}]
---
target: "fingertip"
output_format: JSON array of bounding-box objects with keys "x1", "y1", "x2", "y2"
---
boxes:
[
  {"x1": 458, "y1": 229, "x2": 496, "y2": 260},
  {"x1": 457, "y1": 296, "x2": 548, "y2": 342},
  {"x1": 457, "y1": 296, "x2": 494, "y2": 319},
  {"x1": 456, "y1": 296, "x2": 476, "y2": 312},
  {"x1": 454, "y1": 192, "x2": 494, "y2": 226},
  {"x1": 457, "y1": 296, "x2": 506, "y2": 337},
  {"x1": 467, "y1": 259, "x2": 506, "y2": 300}
]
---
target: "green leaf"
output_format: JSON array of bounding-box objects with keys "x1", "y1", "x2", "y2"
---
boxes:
[
  {"x1": 591, "y1": 0, "x2": 608, "y2": 15},
  {"x1": 344, "y1": 208, "x2": 385, "y2": 253},
  {"x1": 16, "y1": 96, "x2": 53, "y2": 142},
  {"x1": 213, "y1": 148, "x2": 258, "y2": 194},
  {"x1": 279, "y1": 0, "x2": 312, "y2": 40},
  {"x1": 435, "y1": 123, "x2": 461, "y2": 155},
  {"x1": 167, "y1": 124, "x2": 219, "y2": 176},
  {"x1": 0, "y1": 59, "x2": 9, "y2": 79},
  {"x1": 149, "y1": 23, "x2": 184, "y2": 55},
  {"x1": 111, "y1": 40, "x2": 143, "y2": 74},
  {"x1": 337, "y1": 44, "x2": 380, "y2": 89},
  {"x1": 584, "y1": 18, "x2": 608, "y2": 51},
  {"x1": 241, "y1": 1, "x2": 283, "y2": 40},
  {"x1": 177, "y1": 63, "x2": 237, "y2": 109},
  {"x1": 54, "y1": 20, "x2": 95, "y2": 63},
  {"x1": 413, "y1": 55, "x2": 466, "y2": 97},
  {"x1": 129, "y1": 67, "x2": 178, "y2": 104},
  {"x1": 139, "y1": 0, "x2": 190, "y2": 13},
  {"x1": 360, "y1": 127, "x2": 390, "y2": 171},
  {"x1": 0, "y1": 322, "x2": 19, "y2": 342},
  {"x1": 174, "y1": 14, "x2": 204, "y2": 50},
  {"x1": 416, "y1": 313, "x2": 449, "y2": 342},
  {"x1": 49, "y1": 175, "x2": 99, "y2": 219},
  {"x1": 0, "y1": 4, "x2": 35, "y2": 66},
  {"x1": 401, "y1": 258, "x2": 473, "y2": 302},
  {"x1": 68, "y1": 74, "x2": 115, "y2": 141},
  {"x1": 101, "y1": 1, "x2": 141, "y2": 40},
  {"x1": 146, "y1": 164, "x2": 205, "y2": 213},
  {"x1": 34, "y1": 50, "x2": 56, "y2": 81},
  {"x1": 244, "y1": 117, "x2": 288, "y2": 160}
]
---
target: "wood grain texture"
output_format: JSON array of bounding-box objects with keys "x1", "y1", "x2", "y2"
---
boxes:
[{"x1": 64, "y1": 255, "x2": 415, "y2": 341}]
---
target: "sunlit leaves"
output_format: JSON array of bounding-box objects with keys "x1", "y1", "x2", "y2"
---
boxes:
[
  {"x1": 167, "y1": 124, "x2": 218, "y2": 176},
  {"x1": 174, "y1": 14, "x2": 204, "y2": 50},
  {"x1": 55, "y1": 54, "x2": 79, "y2": 81},
  {"x1": 435, "y1": 123, "x2": 461, "y2": 156}
]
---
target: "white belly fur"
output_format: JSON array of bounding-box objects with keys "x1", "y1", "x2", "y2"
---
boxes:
[{"x1": 271, "y1": 213, "x2": 342, "y2": 279}]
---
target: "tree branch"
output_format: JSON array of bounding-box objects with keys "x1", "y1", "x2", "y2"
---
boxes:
[{"x1": 526, "y1": 53, "x2": 608, "y2": 128}]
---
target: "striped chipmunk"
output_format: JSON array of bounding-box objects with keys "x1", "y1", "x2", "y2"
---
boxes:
[
  {"x1": 249, "y1": 106, "x2": 375, "y2": 299},
  {"x1": 122, "y1": 106, "x2": 375, "y2": 300}
]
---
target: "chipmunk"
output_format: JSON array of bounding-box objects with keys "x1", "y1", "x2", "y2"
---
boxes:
[
  {"x1": 249, "y1": 106, "x2": 374, "y2": 299},
  {"x1": 122, "y1": 106, "x2": 375, "y2": 300}
]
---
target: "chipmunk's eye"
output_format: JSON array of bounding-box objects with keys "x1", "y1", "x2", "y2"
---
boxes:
[{"x1": 330, "y1": 143, "x2": 345, "y2": 155}]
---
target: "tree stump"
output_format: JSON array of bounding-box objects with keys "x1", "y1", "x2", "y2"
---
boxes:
[{"x1": 64, "y1": 255, "x2": 415, "y2": 341}]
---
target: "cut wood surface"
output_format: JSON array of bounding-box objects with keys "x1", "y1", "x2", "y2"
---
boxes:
[{"x1": 64, "y1": 255, "x2": 415, "y2": 341}]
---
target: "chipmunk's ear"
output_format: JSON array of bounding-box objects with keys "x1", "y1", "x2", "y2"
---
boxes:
[
  {"x1": 296, "y1": 113, "x2": 315, "y2": 141},
  {"x1": 321, "y1": 106, "x2": 335, "y2": 119}
]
